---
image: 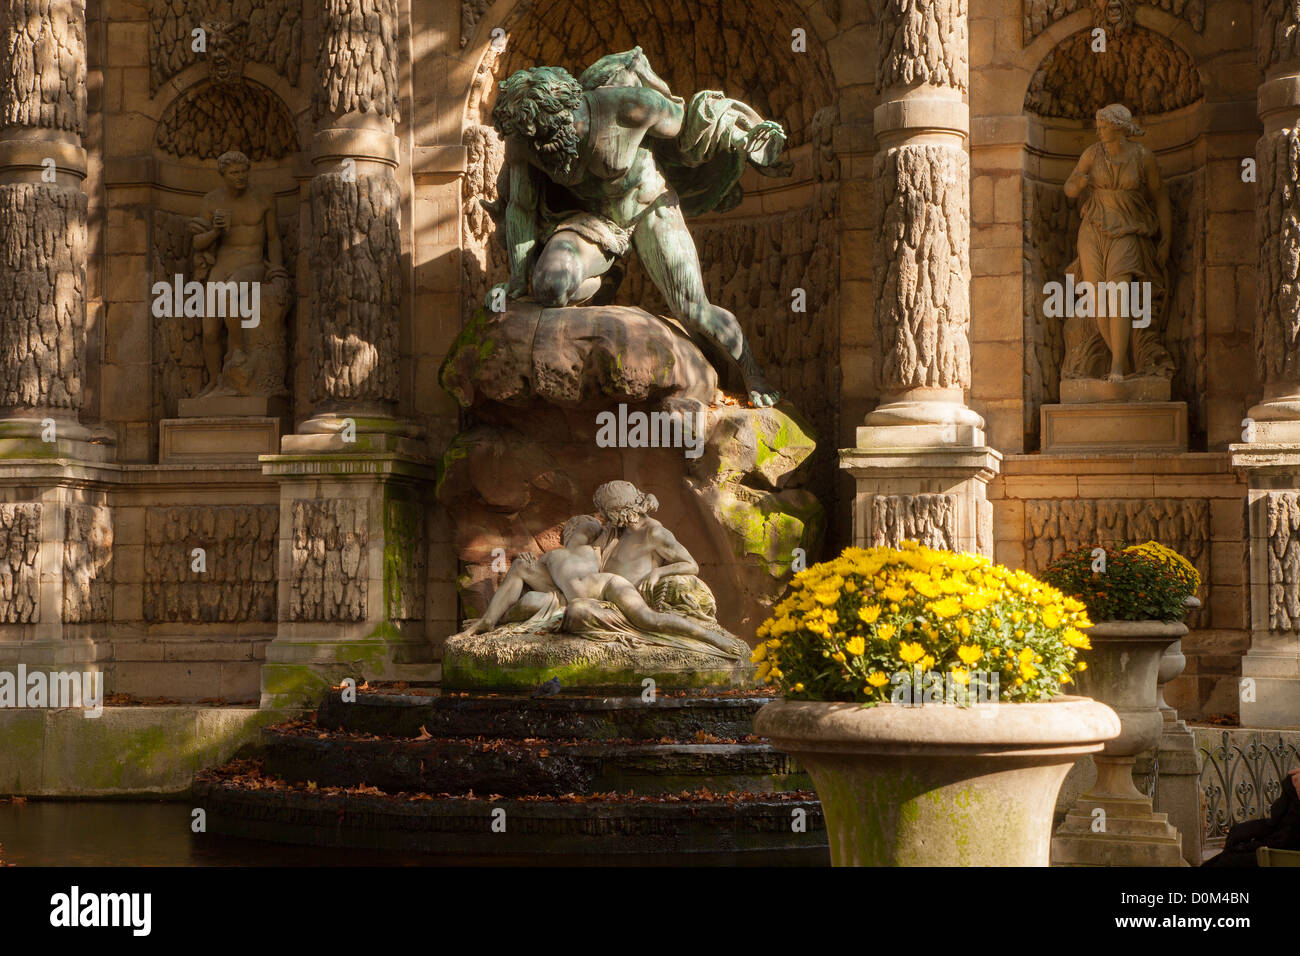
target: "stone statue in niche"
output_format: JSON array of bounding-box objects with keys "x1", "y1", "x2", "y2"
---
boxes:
[
  {"x1": 1058, "y1": 104, "x2": 1174, "y2": 400},
  {"x1": 445, "y1": 480, "x2": 751, "y2": 690},
  {"x1": 483, "y1": 47, "x2": 791, "y2": 407},
  {"x1": 187, "y1": 150, "x2": 290, "y2": 402}
]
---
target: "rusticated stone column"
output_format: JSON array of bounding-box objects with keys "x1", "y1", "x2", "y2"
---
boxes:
[
  {"x1": 287, "y1": 0, "x2": 413, "y2": 451},
  {"x1": 262, "y1": 0, "x2": 435, "y2": 706},
  {"x1": 1229, "y1": 0, "x2": 1300, "y2": 728},
  {"x1": 841, "y1": 0, "x2": 999, "y2": 555},
  {"x1": 0, "y1": 0, "x2": 106, "y2": 459},
  {"x1": 0, "y1": 0, "x2": 110, "y2": 674}
]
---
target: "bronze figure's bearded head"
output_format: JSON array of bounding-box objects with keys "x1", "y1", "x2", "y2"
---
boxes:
[
  {"x1": 202, "y1": 18, "x2": 249, "y2": 87},
  {"x1": 492, "y1": 66, "x2": 585, "y2": 180},
  {"x1": 1092, "y1": 0, "x2": 1134, "y2": 33}
]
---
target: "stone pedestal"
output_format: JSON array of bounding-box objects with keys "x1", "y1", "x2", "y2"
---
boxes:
[
  {"x1": 840, "y1": 446, "x2": 1001, "y2": 555},
  {"x1": 1052, "y1": 620, "x2": 1187, "y2": 866},
  {"x1": 1227, "y1": 446, "x2": 1300, "y2": 728},
  {"x1": 1041, "y1": 402, "x2": 1188, "y2": 455},
  {"x1": 160, "y1": 417, "x2": 283, "y2": 463},
  {"x1": 1052, "y1": 764, "x2": 1186, "y2": 866},
  {"x1": 257, "y1": 453, "x2": 437, "y2": 708}
]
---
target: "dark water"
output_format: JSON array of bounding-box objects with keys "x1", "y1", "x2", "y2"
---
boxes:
[
  {"x1": 0, "y1": 801, "x2": 819, "y2": 866},
  {"x1": 0, "y1": 801, "x2": 443, "y2": 867}
]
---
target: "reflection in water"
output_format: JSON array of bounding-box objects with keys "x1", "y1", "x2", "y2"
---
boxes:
[
  {"x1": 0, "y1": 801, "x2": 435, "y2": 867},
  {"x1": 0, "y1": 802, "x2": 821, "y2": 866}
]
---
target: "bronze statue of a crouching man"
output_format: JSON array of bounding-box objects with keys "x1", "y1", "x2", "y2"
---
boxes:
[{"x1": 485, "y1": 48, "x2": 790, "y2": 407}]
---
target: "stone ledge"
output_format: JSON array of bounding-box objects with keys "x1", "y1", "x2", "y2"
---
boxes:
[{"x1": 0, "y1": 706, "x2": 299, "y2": 796}]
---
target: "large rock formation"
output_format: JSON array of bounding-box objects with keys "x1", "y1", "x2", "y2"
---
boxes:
[{"x1": 438, "y1": 303, "x2": 824, "y2": 637}]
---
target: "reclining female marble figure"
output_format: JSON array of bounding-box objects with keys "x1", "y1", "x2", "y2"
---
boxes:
[
  {"x1": 457, "y1": 514, "x2": 740, "y2": 657},
  {"x1": 483, "y1": 47, "x2": 790, "y2": 407}
]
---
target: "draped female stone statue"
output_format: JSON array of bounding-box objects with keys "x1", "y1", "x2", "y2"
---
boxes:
[{"x1": 1060, "y1": 104, "x2": 1175, "y2": 390}]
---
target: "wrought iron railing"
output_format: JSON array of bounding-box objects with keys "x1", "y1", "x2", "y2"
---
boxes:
[{"x1": 1196, "y1": 729, "x2": 1300, "y2": 845}]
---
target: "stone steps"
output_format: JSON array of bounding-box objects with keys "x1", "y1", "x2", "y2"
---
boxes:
[
  {"x1": 197, "y1": 688, "x2": 829, "y2": 861},
  {"x1": 194, "y1": 778, "x2": 827, "y2": 861},
  {"x1": 260, "y1": 727, "x2": 809, "y2": 797},
  {"x1": 316, "y1": 689, "x2": 771, "y2": 741}
]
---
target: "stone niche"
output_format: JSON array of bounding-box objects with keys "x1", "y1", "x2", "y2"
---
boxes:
[{"x1": 438, "y1": 303, "x2": 824, "y2": 637}]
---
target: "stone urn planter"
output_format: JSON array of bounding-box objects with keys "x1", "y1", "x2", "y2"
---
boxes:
[
  {"x1": 1051, "y1": 619, "x2": 1189, "y2": 866},
  {"x1": 754, "y1": 696, "x2": 1120, "y2": 867}
]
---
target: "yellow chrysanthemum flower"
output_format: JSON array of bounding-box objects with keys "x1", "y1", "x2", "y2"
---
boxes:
[
  {"x1": 845, "y1": 636, "x2": 866, "y2": 656},
  {"x1": 899, "y1": 641, "x2": 925, "y2": 664},
  {"x1": 957, "y1": 644, "x2": 983, "y2": 665},
  {"x1": 858, "y1": 605, "x2": 881, "y2": 624},
  {"x1": 929, "y1": 596, "x2": 962, "y2": 618},
  {"x1": 867, "y1": 671, "x2": 890, "y2": 687}
]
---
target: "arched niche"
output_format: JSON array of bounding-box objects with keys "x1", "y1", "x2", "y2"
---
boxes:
[
  {"x1": 144, "y1": 62, "x2": 306, "y2": 449},
  {"x1": 1020, "y1": 21, "x2": 1209, "y2": 451},
  {"x1": 455, "y1": 0, "x2": 845, "y2": 510}
]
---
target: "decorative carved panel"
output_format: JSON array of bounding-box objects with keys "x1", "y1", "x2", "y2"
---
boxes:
[
  {"x1": 0, "y1": 503, "x2": 39, "y2": 624},
  {"x1": 144, "y1": 506, "x2": 278, "y2": 623},
  {"x1": 289, "y1": 499, "x2": 367, "y2": 622}
]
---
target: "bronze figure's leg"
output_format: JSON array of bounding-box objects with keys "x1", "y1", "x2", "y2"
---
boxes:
[
  {"x1": 531, "y1": 231, "x2": 614, "y2": 306},
  {"x1": 632, "y1": 198, "x2": 779, "y2": 407}
]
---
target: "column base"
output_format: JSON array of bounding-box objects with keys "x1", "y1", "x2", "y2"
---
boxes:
[
  {"x1": 1239, "y1": 649, "x2": 1300, "y2": 728},
  {"x1": 279, "y1": 411, "x2": 426, "y2": 457},
  {"x1": 840, "y1": 445, "x2": 1002, "y2": 555},
  {"x1": 0, "y1": 416, "x2": 114, "y2": 463}
]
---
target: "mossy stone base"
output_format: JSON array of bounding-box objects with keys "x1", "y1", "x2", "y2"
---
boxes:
[{"x1": 442, "y1": 630, "x2": 755, "y2": 693}]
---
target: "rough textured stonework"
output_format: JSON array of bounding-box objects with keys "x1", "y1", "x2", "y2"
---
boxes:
[
  {"x1": 1024, "y1": 497, "x2": 1209, "y2": 622},
  {"x1": 312, "y1": 0, "x2": 399, "y2": 122},
  {"x1": 1023, "y1": 0, "x2": 1205, "y2": 44},
  {"x1": 64, "y1": 504, "x2": 111, "y2": 624},
  {"x1": 460, "y1": 48, "x2": 505, "y2": 328},
  {"x1": 151, "y1": 209, "x2": 298, "y2": 420},
  {"x1": 148, "y1": 0, "x2": 302, "y2": 93},
  {"x1": 1023, "y1": 172, "x2": 1204, "y2": 447},
  {"x1": 1024, "y1": 27, "x2": 1201, "y2": 119},
  {"x1": 308, "y1": 171, "x2": 401, "y2": 406},
  {"x1": 143, "y1": 506, "x2": 278, "y2": 623},
  {"x1": 0, "y1": 504, "x2": 39, "y2": 624},
  {"x1": 0, "y1": 185, "x2": 86, "y2": 409},
  {"x1": 384, "y1": 497, "x2": 426, "y2": 622},
  {"x1": 1257, "y1": 129, "x2": 1300, "y2": 389},
  {"x1": 154, "y1": 81, "x2": 298, "y2": 160},
  {"x1": 487, "y1": 0, "x2": 835, "y2": 151},
  {"x1": 876, "y1": 0, "x2": 968, "y2": 94},
  {"x1": 1266, "y1": 493, "x2": 1300, "y2": 630},
  {"x1": 460, "y1": 0, "x2": 492, "y2": 47},
  {"x1": 873, "y1": 144, "x2": 971, "y2": 392},
  {"x1": 290, "y1": 499, "x2": 367, "y2": 623},
  {"x1": 0, "y1": 0, "x2": 87, "y2": 134},
  {"x1": 1261, "y1": 0, "x2": 1300, "y2": 71},
  {"x1": 868, "y1": 494, "x2": 957, "y2": 550}
]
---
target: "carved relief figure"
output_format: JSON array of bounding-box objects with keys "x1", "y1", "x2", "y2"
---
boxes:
[
  {"x1": 1060, "y1": 104, "x2": 1174, "y2": 383},
  {"x1": 202, "y1": 17, "x2": 248, "y2": 86},
  {"x1": 188, "y1": 151, "x2": 290, "y2": 398},
  {"x1": 457, "y1": 480, "x2": 747, "y2": 661},
  {"x1": 1093, "y1": 0, "x2": 1135, "y2": 33},
  {"x1": 485, "y1": 47, "x2": 791, "y2": 407}
]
